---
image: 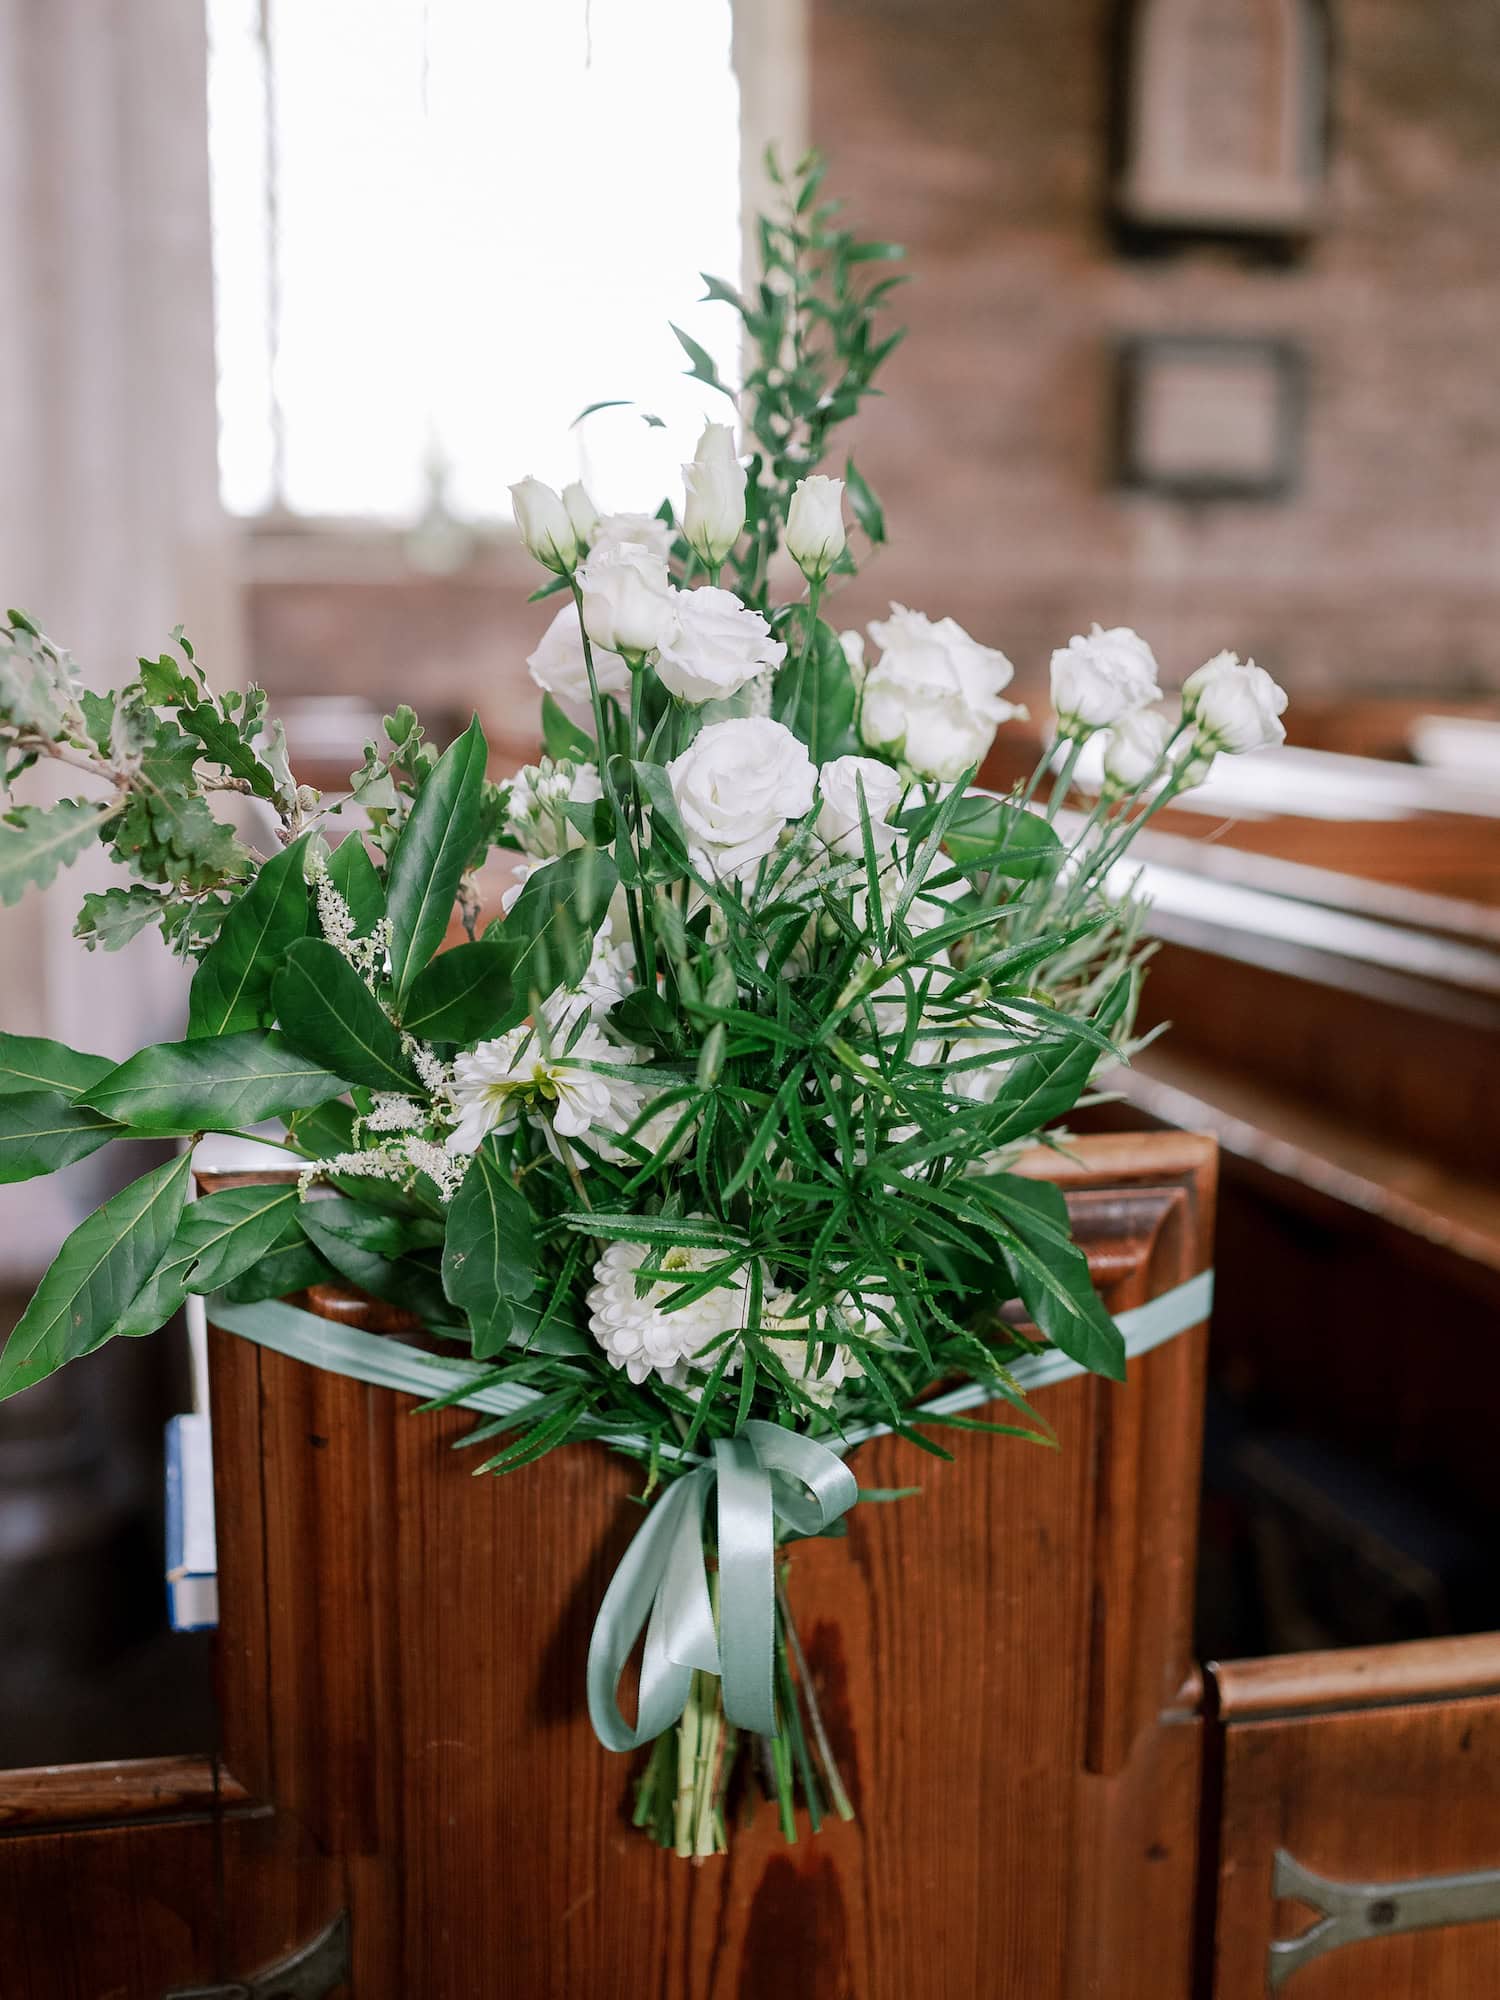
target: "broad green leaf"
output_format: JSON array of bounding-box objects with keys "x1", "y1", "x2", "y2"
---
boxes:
[
  {"x1": 975, "y1": 1174, "x2": 1125, "y2": 1381},
  {"x1": 0, "y1": 1089, "x2": 121, "y2": 1182},
  {"x1": 187, "y1": 835, "x2": 310, "y2": 1037},
  {"x1": 326, "y1": 835, "x2": 385, "y2": 935},
  {"x1": 442, "y1": 1137, "x2": 537, "y2": 1357},
  {"x1": 112, "y1": 1181, "x2": 304, "y2": 1338},
  {"x1": 844, "y1": 456, "x2": 885, "y2": 544},
  {"x1": 224, "y1": 1238, "x2": 329, "y2": 1304},
  {"x1": 399, "y1": 939, "x2": 511, "y2": 1044},
  {"x1": 0, "y1": 800, "x2": 110, "y2": 906},
  {"x1": 285, "y1": 1097, "x2": 357, "y2": 1158},
  {"x1": 0, "y1": 1152, "x2": 192, "y2": 1399},
  {"x1": 0, "y1": 1032, "x2": 112, "y2": 1098},
  {"x1": 298, "y1": 1197, "x2": 450, "y2": 1324},
  {"x1": 984, "y1": 975, "x2": 1129, "y2": 1147},
  {"x1": 82, "y1": 1031, "x2": 350, "y2": 1136},
  {"x1": 899, "y1": 795, "x2": 1061, "y2": 880},
  {"x1": 386, "y1": 715, "x2": 487, "y2": 1002},
  {"x1": 540, "y1": 693, "x2": 594, "y2": 762},
  {"x1": 773, "y1": 615, "x2": 858, "y2": 764},
  {"x1": 272, "y1": 939, "x2": 416, "y2": 1094}
]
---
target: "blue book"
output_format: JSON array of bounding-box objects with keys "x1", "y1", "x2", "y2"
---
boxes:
[{"x1": 165, "y1": 1412, "x2": 220, "y2": 1633}]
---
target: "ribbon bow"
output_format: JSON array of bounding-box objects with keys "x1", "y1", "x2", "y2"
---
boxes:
[{"x1": 586, "y1": 1420, "x2": 858, "y2": 1750}]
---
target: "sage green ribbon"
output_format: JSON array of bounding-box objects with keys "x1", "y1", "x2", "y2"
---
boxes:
[{"x1": 207, "y1": 1267, "x2": 1212, "y2": 1753}]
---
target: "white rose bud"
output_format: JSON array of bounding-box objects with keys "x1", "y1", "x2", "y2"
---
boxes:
[
  {"x1": 667, "y1": 716, "x2": 817, "y2": 879},
  {"x1": 1050, "y1": 624, "x2": 1162, "y2": 736},
  {"x1": 840, "y1": 629, "x2": 867, "y2": 686},
  {"x1": 589, "y1": 511, "x2": 676, "y2": 563},
  {"x1": 526, "y1": 602, "x2": 630, "y2": 705},
  {"x1": 682, "y1": 422, "x2": 747, "y2": 567},
  {"x1": 562, "y1": 480, "x2": 599, "y2": 546},
  {"x1": 509, "y1": 475, "x2": 579, "y2": 573},
  {"x1": 1099, "y1": 708, "x2": 1173, "y2": 796},
  {"x1": 577, "y1": 542, "x2": 677, "y2": 659},
  {"x1": 654, "y1": 586, "x2": 786, "y2": 705},
  {"x1": 1181, "y1": 650, "x2": 1288, "y2": 754},
  {"x1": 858, "y1": 604, "x2": 1024, "y2": 783},
  {"x1": 815, "y1": 754, "x2": 907, "y2": 858},
  {"x1": 785, "y1": 475, "x2": 847, "y2": 581}
]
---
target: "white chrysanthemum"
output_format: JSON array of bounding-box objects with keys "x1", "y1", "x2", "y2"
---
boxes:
[
  {"x1": 761, "y1": 1290, "x2": 867, "y2": 1406},
  {"x1": 586, "y1": 1236, "x2": 749, "y2": 1385},
  {"x1": 443, "y1": 1016, "x2": 642, "y2": 1156}
]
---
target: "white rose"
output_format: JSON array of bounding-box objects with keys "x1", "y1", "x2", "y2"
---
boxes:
[
  {"x1": 577, "y1": 542, "x2": 677, "y2": 658},
  {"x1": 785, "y1": 475, "x2": 847, "y2": 579},
  {"x1": 858, "y1": 604, "x2": 1023, "y2": 782},
  {"x1": 562, "y1": 480, "x2": 599, "y2": 545},
  {"x1": 1182, "y1": 650, "x2": 1288, "y2": 753},
  {"x1": 589, "y1": 510, "x2": 676, "y2": 563},
  {"x1": 654, "y1": 586, "x2": 786, "y2": 705},
  {"x1": 509, "y1": 476, "x2": 579, "y2": 573},
  {"x1": 839, "y1": 629, "x2": 867, "y2": 686},
  {"x1": 681, "y1": 422, "x2": 746, "y2": 566},
  {"x1": 1050, "y1": 624, "x2": 1161, "y2": 735},
  {"x1": 526, "y1": 602, "x2": 629, "y2": 704},
  {"x1": 667, "y1": 716, "x2": 817, "y2": 878},
  {"x1": 1100, "y1": 707, "x2": 1172, "y2": 794},
  {"x1": 815, "y1": 754, "x2": 907, "y2": 857}
]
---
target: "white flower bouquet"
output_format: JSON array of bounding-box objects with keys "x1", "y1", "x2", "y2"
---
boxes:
[{"x1": 0, "y1": 153, "x2": 1285, "y2": 1859}]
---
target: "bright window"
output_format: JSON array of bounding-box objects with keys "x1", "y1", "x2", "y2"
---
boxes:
[{"x1": 205, "y1": 0, "x2": 742, "y2": 524}]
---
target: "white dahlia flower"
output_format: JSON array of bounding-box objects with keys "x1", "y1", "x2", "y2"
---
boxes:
[{"x1": 586, "y1": 1236, "x2": 749, "y2": 1385}]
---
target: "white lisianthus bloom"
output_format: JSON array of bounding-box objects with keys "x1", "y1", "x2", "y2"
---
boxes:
[
  {"x1": 654, "y1": 587, "x2": 787, "y2": 705},
  {"x1": 667, "y1": 716, "x2": 817, "y2": 878},
  {"x1": 840, "y1": 629, "x2": 867, "y2": 685},
  {"x1": 526, "y1": 601, "x2": 630, "y2": 705},
  {"x1": 586, "y1": 1236, "x2": 748, "y2": 1385},
  {"x1": 509, "y1": 476, "x2": 579, "y2": 573},
  {"x1": 443, "y1": 1013, "x2": 641, "y2": 1156},
  {"x1": 503, "y1": 758, "x2": 604, "y2": 857},
  {"x1": 577, "y1": 543, "x2": 677, "y2": 658},
  {"x1": 815, "y1": 754, "x2": 907, "y2": 857},
  {"x1": 1099, "y1": 707, "x2": 1173, "y2": 796},
  {"x1": 681, "y1": 422, "x2": 746, "y2": 566},
  {"x1": 1182, "y1": 651, "x2": 1288, "y2": 754},
  {"x1": 858, "y1": 605, "x2": 1024, "y2": 783},
  {"x1": 589, "y1": 510, "x2": 676, "y2": 563},
  {"x1": 1050, "y1": 624, "x2": 1161, "y2": 736},
  {"x1": 785, "y1": 475, "x2": 847, "y2": 580},
  {"x1": 562, "y1": 480, "x2": 599, "y2": 546}
]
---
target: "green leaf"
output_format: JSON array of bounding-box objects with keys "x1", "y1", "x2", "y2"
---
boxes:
[
  {"x1": 0, "y1": 1032, "x2": 113, "y2": 1098},
  {"x1": 272, "y1": 939, "x2": 416, "y2": 1094},
  {"x1": 298, "y1": 1197, "x2": 450, "y2": 1324},
  {"x1": 386, "y1": 716, "x2": 487, "y2": 1003},
  {"x1": 0, "y1": 800, "x2": 110, "y2": 906},
  {"x1": 976, "y1": 1175, "x2": 1125, "y2": 1381},
  {"x1": 0, "y1": 1089, "x2": 122, "y2": 1182},
  {"x1": 74, "y1": 884, "x2": 167, "y2": 951},
  {"x1": 773, "y1": 616, "x2": 858, "y2": 763},
  {"x1": 541, "y1": 693, "x2": 595, "y2": 762},
  {"x1": 398, "y1": 939, "x2": 511, "y2": 1044},
  {"x1": 442, "y1": 1138, "x2": 537, "y2": 1357},
  {"x1": 937, "y1": 797, "x2": 1061, "y2": 878},
  {"x1": 0, "y1": 1152, "x2": 193, "y2": 1399},
  {"x1": 326, "y1": 836, "x2": 385, "y2": 935},
  {"x1": 670, "y1": 323, "x2": 734, "y2": 401},
  {"x1": 984, "y1": 975, "x2": 1129, "y2": 1147},
  {"x1": 224, "y1": 1238, "x2": 329, "y2": 1304},
  {"x1": 82, "y1": 1031, "x2": 351, "y2": 1136},
  {"x1": 186, "y1": 835, "x2": 310, "y2": 1038},
  {"x1": 844, "y1": 457, "x2": 885, "y2": 544},
  {"x1": 112, "y1": 1181, "x2": 305, "y2": 1339}
]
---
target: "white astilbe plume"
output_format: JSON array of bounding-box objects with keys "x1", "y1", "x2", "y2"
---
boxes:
[
  {"x1": 354, "y1": 1093, "x2": 426, "y2": 1142},
  {"x1": 403, "y1": 1036, "x2": 450, "y2": 1094},
  {"x1": 307, "y1": 845, "x2": 389, "y2": 979},
  {"x1": 297, "y1": 1137, "x2": 465, "y2": 1204}
]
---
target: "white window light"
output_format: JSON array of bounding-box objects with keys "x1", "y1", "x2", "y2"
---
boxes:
[{"x1": 205, "y1": 0, "x2": 743, "y2": 527}]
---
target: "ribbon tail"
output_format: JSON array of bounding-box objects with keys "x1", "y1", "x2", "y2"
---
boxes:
[
  {"x1": 587, "y1": 1467, "x2": 711, "y2": 1751},
  {"x1": 713, "y1": 1433, "x2": 778, "y2": 1735}
]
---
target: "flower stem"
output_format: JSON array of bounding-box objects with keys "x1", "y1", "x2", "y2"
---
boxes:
[{"x1": 776, "y1": 1570, "x2": 855, "y2": 1821}]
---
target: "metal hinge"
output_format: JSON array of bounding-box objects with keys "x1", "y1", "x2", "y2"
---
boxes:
[
  {"x1": 1270, "y1": 1848, "x2": 1500, "y2": 1990},
  {"x1": 164, "y1": 1911, "x2": 349, "y2": 2000}
]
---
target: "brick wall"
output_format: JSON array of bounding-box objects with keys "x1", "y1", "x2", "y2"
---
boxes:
[{"x1": 808, "y1": 0, "x2": 1500, "y2": 708}]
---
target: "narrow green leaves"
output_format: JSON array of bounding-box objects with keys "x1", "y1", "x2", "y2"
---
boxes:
[
  {"x1": 0, "y1": 1090, "x2": 121, "y2": 1182},
  {"x1": 386, "y1": 715, "x2": 487, "y2": 1003},
  {"x1": 0, "y1": 1152, "x2": 193, "y2": 1399},
  {"x1": 984, "y1": 976, "x2": 1129, "y2": 1148},
  {"x1": 272, "y1": 939, "x2": 416, "y2": 1093},
  {"x1": 187, "y1": 834, "x2": 310, "y2": 1037},
  {"x1": 772, "y1": 615, "x2": 858, "y2": 764},
  {"x1": 82, "y1": 1031, "x2": 350, "y2": 1136},
  {"x1": 0, "y1": 800, "x2": 110, "y2": 905},
  {"x1": 442, "y1": 1139, "x2": 537, "y2": 1357}
]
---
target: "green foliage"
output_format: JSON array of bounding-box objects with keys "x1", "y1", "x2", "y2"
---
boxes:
[
  {"x1": 0, "y1": 1032, "x2": 112, "y2": 1097},
  {"x1": 442, "y1": 1138, "x2": 538, "y2": 1356},
  {"x1": 81, "y1": 1031, "x2": 350, "y2": 1136},
  {"x1": 385, "y1": 716, "x2": 488, "y2": 1002},
  {"x1": 0, "y1": 1090, "x2": 122, "y2": 1182},
  {"x1": 187, "y1": 836, "x2": 310, "y2": 1037},
  {"x1": 0, "y1": 800, "x2": 109, "y2": 905},
  {"x1": 273, "y1": 939, "x2": 417, "y2": 1093}
]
